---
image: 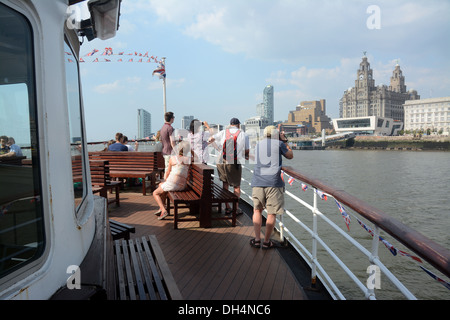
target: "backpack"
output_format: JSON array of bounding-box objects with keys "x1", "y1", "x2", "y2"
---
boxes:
[{"x1": 222, "y1": 129, "x2": 240, "y2": 164}]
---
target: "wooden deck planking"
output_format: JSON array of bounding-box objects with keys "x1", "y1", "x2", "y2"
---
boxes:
[{"x1": 107, "y1": 189, "x2": 308, "y2": 300}]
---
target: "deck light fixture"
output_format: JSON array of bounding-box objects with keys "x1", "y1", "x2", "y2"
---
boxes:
[
  {"x1": 87, "y1": 0, "x2": 121, "y2": 40},
  {"x1": 75, "y1": 0, "x2": 121, "y2": 41}
]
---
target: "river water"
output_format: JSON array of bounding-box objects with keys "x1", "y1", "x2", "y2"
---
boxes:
[{"x1": 239, "y1": 149, "x2": 450, "y2": 300}]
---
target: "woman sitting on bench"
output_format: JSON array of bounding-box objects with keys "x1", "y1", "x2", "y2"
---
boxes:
[{"x1": 153, "y1": 141, "x2": 191, "y2": 220}]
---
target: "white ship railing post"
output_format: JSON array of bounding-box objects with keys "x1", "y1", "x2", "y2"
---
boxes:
[
  {"x1": 311, "y1": 188, "x2": 318, "y2": 289},
  {"x1": 279, "y1": 212, "x2": 285, "y2": 244},
  {"x1": 366, "y1": 225, "x2": 381, "y2": 300}
]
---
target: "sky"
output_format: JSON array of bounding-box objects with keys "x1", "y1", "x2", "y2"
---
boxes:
[{"x1": 73, "y1": 0, "x2": 450, "y2": 142}]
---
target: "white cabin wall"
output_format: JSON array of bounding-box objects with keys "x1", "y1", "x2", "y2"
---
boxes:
[{"x1": 1, "y1": 0, "x2": 97, "y2": 300}]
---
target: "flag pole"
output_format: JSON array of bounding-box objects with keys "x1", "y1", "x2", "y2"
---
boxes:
[{"x1": 162, "y1": 57, "x2": 167, "y2": 115}]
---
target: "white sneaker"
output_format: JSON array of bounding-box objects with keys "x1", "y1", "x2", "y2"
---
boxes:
[{"x1": 158, "y1": 211, "x2": 169, "y2": 220}]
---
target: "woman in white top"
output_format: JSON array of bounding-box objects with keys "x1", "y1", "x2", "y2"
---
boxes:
[{"x1": 187, "y1": 119, "x2": 214, "y2": 164}]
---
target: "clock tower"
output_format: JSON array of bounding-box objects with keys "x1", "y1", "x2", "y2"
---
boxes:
[
  {"x1": 389, "y1": 62, "x2": 406, "y2": 93},
  {"x1": 355, "y1": 55, "x2": 375, "y2": 89}
]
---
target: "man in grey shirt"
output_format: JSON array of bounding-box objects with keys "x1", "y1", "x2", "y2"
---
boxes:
[{"x1": 250, "y1": 125, "x2": 293, "y2": 249}]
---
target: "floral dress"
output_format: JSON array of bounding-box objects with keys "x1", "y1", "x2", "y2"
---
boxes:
[{"x1": 161, "y1": 156, "x2": 189, "y2": 191}]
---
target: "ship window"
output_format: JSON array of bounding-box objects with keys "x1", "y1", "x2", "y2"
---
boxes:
[
  {"x1": 64, "y1": 41, "x2": 87, "y2": 211},
  {"x1": 0, "y1": 3, "x2": 45, "y2": 279}
]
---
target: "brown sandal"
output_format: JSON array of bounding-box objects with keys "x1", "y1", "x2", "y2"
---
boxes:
[
  {"x1": 262, "y1": 240, "x2": 276, "y2": 250},
  {"x1": 250, "y1": 238, "x2": 261, "y2": 248}
]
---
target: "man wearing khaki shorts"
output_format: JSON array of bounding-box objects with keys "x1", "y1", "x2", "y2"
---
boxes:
[{"x1": 250, "y1": 125, "x2": 293, "y2": 249}]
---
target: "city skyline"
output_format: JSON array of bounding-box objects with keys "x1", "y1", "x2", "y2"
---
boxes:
[{"x1": 73, "y1": 1, "x2": 450, "y2": 142}]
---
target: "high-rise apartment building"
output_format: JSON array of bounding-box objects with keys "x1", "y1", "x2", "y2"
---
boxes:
[
  {"x1": 262, "y1": 85, "x2": 274, "y2": 125},
  {"x1": 340, "y1": 56, "x2": 420, "y2": 122},
  {"x1": 137, "y1": 108, "x2": 152, "y2": 139}
]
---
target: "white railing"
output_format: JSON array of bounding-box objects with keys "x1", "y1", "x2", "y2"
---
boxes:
[{"x1": 207, "y1": 154, "x2": 450, "y2": 300}]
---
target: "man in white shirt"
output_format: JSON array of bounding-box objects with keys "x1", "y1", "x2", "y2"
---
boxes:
[{"x1": 209, "y1": 118, "x2": 249, "y2": 214}]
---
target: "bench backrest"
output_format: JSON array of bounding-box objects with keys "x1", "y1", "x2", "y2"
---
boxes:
[
  {"x1": 89, "y1": 151, "x2": 160, "y2": 172},
  {"x1": 89, "y1": 160, "x2": 109, "y2": 187},
  {"x1": 72, "y1": 155, "x2": 83, "y2": 182},
  {"x1": 187, "y1": 164, "x2": 213, "y2": 200}
]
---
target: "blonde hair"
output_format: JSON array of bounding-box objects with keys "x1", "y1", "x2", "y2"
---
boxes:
[
  {"x1": 263, "y1": 125, "x2": 278, "y2": 138},
  {"x1": 176, "y1": 140, "x2": 190, "y2": 156}
]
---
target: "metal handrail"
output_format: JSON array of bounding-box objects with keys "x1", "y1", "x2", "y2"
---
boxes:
[{"x1": 282, "y1": 166, "x2": 450, "y2": 280}]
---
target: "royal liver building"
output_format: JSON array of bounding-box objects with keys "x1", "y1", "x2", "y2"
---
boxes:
[{"x1": 340, "y1": 56, "x2": 420, "y2": 122}]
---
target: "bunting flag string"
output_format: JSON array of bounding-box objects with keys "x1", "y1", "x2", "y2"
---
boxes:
[
  {"x1": 65, "y1": 47, "x2": 161, "y2": 64},
  {"x1": 288, "y1": 176, "x2": 295, "y2": 186},
  {"x1": 315, "y1": 189, "x2": 328, "y2": 201},
  {"x1": 335, "y1": 200, "x2": 351, "y2": 231},
  {"x1": 420, "y1": 266, "x2": 450, "y2": 290},
  {"x1": 356, "y1": 217, "x2": 399, "y2": 256}
]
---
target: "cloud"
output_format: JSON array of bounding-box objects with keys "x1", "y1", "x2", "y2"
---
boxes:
[
  {"x1": 126, "y1": 76, "x2": 142, "y2": 84},
  {"x1": 144, "y1": 0, "x2": 450, "y2": 65},
  {"x1": 94, "y1": 80, "x2": 121, "y2": 94},
  {"x1": 382, "y1": 2, "x2": 445, "y2": 27},
  {"x1": 148, "y1": 78, "x2": 185, "y2": 91}
]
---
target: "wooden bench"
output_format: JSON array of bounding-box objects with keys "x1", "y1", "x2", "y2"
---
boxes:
[
  {"x1": 167, "y1": 163, "x2": 238, "y2": 229},
  {"x1": 89, "y1": 151, "x2": 162, "y2": 195},
  {"x1": 90, "y1": 160, "x2": 122, "y2": 207},
  {"x1": 109, "y1": 219, "x2": 135, "y2": 240},
  {"x1": 0, "y1": 156, "x2": 26, "y2": 166},
  {"x1": 114, "y1": 235, "x2": 182, "y2": 300}
]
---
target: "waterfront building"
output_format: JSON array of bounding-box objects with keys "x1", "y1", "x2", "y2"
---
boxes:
[
  {"x1": 404, "y1": 97, "x2": 450, "y2": 134},
  {"x1": 244, "y1": 116, "x2": 270, "y2": 137},
  {"x1": 340, "y1": 56, "x2": 420, "y2": 122},
  {"x1": 137, "y1": 108, "x2": 151, "y2": 139},
  {"x1": 284, "y1": 99, "x2": 332, "y2": 134},
  {"x1": 333, "y1": 116, "x2": 403, "y2": 136},
  {"x1": 280, "y1": 124, "x2": 308, "y2": 136}
]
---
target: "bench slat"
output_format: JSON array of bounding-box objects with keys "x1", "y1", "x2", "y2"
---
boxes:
[
  {"x1": 113, "y1": 236, "x2": 181, "y2": 300},
  {"x1": 141, "y1": 236, "x2": 168, "y2": 300},
  {"x1": 121, "y1": 239, "x2": 137, "y2": 300},
  {"x1": 135, "y1": 238, "x2": 158, "y2": 300},
  {"x1": 148, "y1": 235, "x2": 182, "y2": 300},
  {"x1": 128, "y1": 239, "x2": 147, "y2": 299},
  {"x1": 114, "y1": 240, "x2": 127, "y2": 300}
]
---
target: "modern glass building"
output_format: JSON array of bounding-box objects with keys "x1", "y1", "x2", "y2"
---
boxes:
[
  {"x1": 137, "y1": 108, "x2": 152, "y2": 139},
  {"x1": 262, "y1": 85, "x2": 274, "y2": 125},
  {"x1": 332, "y1": 116, "x2": 403, "y2": 136}
]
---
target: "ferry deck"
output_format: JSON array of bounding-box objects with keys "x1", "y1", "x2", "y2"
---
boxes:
[{"x1": 107, "y1": 185, "x2": 330, "y2": 300}]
